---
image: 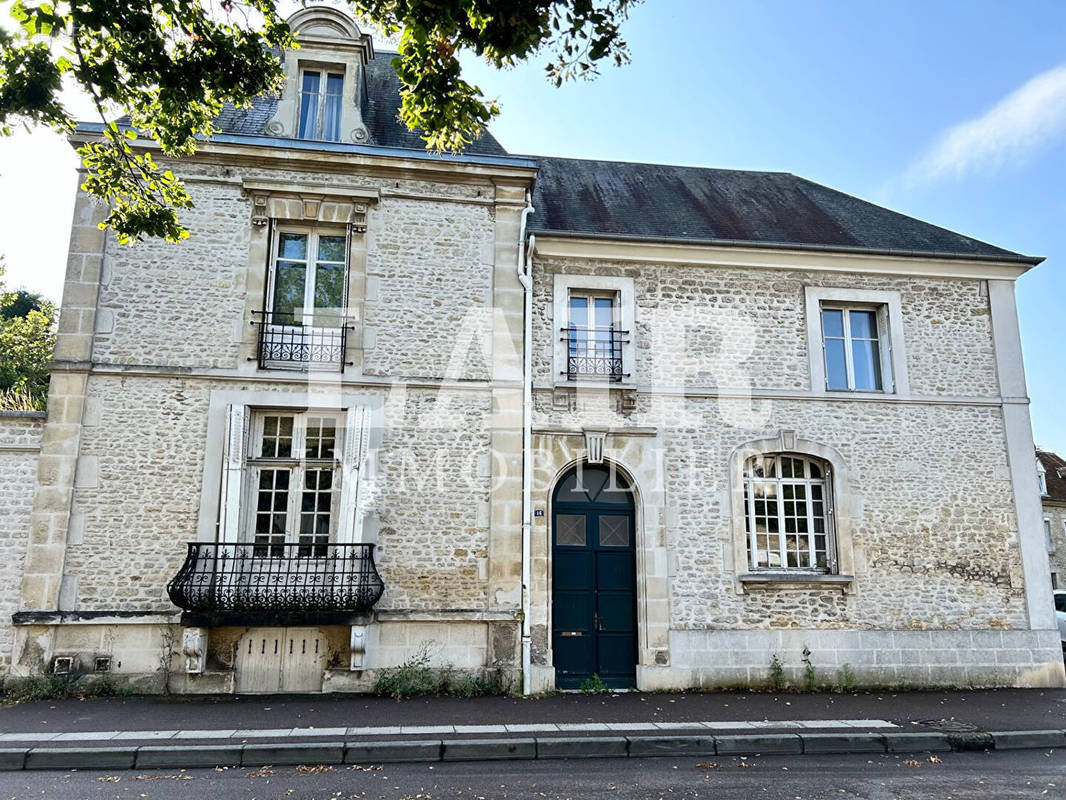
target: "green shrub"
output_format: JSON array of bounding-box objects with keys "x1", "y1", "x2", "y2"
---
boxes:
[
  {"x1": 579, "y1": 674, "x2": 609, "y2": 694},
  {"x1": 1, "y1": 674, "x2": 125, "y2": 704},
  {"x1": 373, "y1": 650, "x2": 506, "y2": 700},
  {"x1": 834, "y1": 663, "x2": 856, "y2": 693}
]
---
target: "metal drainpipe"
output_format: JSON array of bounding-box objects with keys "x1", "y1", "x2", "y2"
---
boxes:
[{"x1": 516, "y1": 192, "x2": 535, "y2": 695}]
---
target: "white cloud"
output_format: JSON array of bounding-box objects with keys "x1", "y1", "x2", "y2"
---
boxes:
[{"x1": 906, "y1": 62, "x2": 1066, "y2": 186}]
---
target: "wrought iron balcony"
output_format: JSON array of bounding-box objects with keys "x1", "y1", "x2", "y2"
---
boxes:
[
  {"x1": 251, "y1": 310, "x2": 354, "y2": 370},
  {"x1": 167, "y1": 542, "x2": 384, "y2": 626},
  {"x1": 561, "y1": 326, "x2": 629, "y2": 382}
]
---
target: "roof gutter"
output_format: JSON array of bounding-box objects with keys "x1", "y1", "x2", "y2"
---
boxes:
[{"x1": 528, "y1": 228, "x2": 1045, "y2": 267}]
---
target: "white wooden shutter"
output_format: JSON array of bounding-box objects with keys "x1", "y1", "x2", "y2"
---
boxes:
[
  {"x1": 218, "y1": 404, "x2": 246, "y2": 543},
  {"x1": 337, "y1": 405, "x2": 372, "y2": 544}
]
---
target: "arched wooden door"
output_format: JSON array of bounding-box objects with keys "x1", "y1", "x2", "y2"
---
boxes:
[{"x1": 551, "y1": 463, "x2": 637, "y2": 689}]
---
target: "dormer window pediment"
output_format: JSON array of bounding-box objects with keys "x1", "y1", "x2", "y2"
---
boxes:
[{"x1": 265, "y1": 8, "x2": 374, "y2": 144}]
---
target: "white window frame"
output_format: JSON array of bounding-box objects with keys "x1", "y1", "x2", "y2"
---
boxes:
[
  {"x1": 1037, "y1": 459, "x2": 1048, "y2": 495},
  {"x1": 243, "y1": 410, "x2": 345, "y2": 555},
  {"x1": 804, "y1": 287, "x2": 908, "y2": 395},
  {"x1": 297, "y1": 67, "x2": 345, "y2": 141},
  {"x1": 552, "y1": 274, "x2": 635, "y2": 386},
  {"x1": 266, "y1": 225, "x2": 350, "y2": 326},
  {"x1": 743, "y1": 453, "x2": 837, "y2": 573}
]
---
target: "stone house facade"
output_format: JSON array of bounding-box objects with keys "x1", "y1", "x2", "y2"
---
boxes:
[
  {"x1": 1038, "y1": 449, "x2": 1066, "y2": 591},
  {"x1": 1, "y1": 7, "x2": 1062, "y2": 693}
]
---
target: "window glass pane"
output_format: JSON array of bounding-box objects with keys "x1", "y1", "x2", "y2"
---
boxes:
[
  {"x1": 278, "y1": 233, "x2": 308, "y2": 260},
  {"x1": 824, "y1": 338, "x2": 848, "y2": 389},
  {"x1": 317, "y1": 235, "x2": 346, "y2": 262},
  {"x1": 253, "y1": 468, "x2": 289, "y2": 556},
  {"x1": 599, "y1": 515, "x2": 630, "y2": 547},
  {"x1": 821, "y1": 308, "x2": 844, "y2": 338},
  {"x1": 260, "y1": 415, "x2": 293, "y2": 458},
  {"x1": 273, "y1": 261, "x2": 306, "y2": 324},
  {"x1": 305, "y1": 417, "x2": 337, "y2": 459},
  {"x1": 298, "y1": 71, "x2": 321, "y2": 139},
  {"x1": 322, "y1": 73, "x2": 343, "y2": 142},
  {"x1": 851, "y1": 339, "x2": 883, "y2": 390},
  {"x1": 849, "y1": 310, "x2": 878, "y2": 339},
  {"x1": 568, "y1": 296, "x2": 588, "y2": 328},
  {"x1": 556, "y1": 514, "x2": 586, "y2": 546},
  {"x1": 593, "y1": 297, "x2": 614, "y2": 329},
  {"x1": 298, "y1": 468, "x2": 333, "y2": 557},
  {"x1": 314, "y1": 262, "x2": 345, "y2": 312}
]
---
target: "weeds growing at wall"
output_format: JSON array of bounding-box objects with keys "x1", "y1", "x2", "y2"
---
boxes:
[
  {"x1": 767, "y1": 653, "x2": 786, "y2": 691},
  {"x1": 373, "y1": 649, "x2": 505, "y2": 700},
  {"x1": 1, "y1": 674, "x2": 128, "y2": 704},
  {"x1": 579, "y1": 674, "x2": 610, "y2": 694}
]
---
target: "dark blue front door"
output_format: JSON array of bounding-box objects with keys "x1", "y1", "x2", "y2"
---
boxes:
[{"x1": 552, "y1": 464, "x2": 636, "y2": 689}]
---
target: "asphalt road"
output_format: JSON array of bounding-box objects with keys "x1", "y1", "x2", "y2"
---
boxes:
[{"x1": 0, "y1": 750, "x2": 1063, "y2": 799}]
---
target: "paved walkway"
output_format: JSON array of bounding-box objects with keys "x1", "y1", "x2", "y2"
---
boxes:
[{"x1": 2, "y1": 690, "x2": 1065, "y2": 770}]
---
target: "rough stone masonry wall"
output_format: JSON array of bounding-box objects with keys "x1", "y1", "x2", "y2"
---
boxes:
[
  {"x1": 532, "y1": 257, "x2": 1000, "y2": 396},
  {"x1": 0, "y1": 413, "x2": 43, "y2": 674},
  {"x1": 530, "y1": 256, "x2": 1031, "y2": 653},
  {"x1": 63, "y1": 376, "x2": 493, "y2": 614},
  {"x1": 1045, "y1": 502, "x2": 1066, "y2": 588},
  {"x1": 92, "y1": 163, "x2": 496, "y2": 381}
]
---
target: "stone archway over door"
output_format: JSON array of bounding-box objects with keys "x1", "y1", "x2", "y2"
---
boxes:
[{"x1": 552, "y1": 464, "x2": 637, "y2": 689}]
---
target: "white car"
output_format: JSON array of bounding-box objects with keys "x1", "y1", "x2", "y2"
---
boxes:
[{"x1": 1055, "y1": 591, "x2": 1066, "y2": 647}]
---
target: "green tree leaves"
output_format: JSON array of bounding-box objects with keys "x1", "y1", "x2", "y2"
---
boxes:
[
  {"x1": 0, "y1": 1, "x2": 637, "y2": 241},
  {"x1": 0, "y1": 260, "x2": 55, "y2": 410}
]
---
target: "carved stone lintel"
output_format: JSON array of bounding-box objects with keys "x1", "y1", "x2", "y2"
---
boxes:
[
  {"x1": 349, "y1": 625, "x2": 367, "y2": 671},
  {"x1": 584, "y1": 428, "x2": 608, "y2": 465},
  {"x1": 182, "y1": 627, "x2": 206, "y2": 674}
]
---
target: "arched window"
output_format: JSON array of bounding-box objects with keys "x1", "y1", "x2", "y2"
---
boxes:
[{"x1": 743, "y1": 453, "x2": 835, "y2": 572}]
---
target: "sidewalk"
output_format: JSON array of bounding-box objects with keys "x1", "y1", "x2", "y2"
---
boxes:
[{"x1": 1, "y1": 689, "x2": 1065, "y2": 770}]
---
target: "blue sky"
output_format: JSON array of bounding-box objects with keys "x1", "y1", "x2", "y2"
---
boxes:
[{"x1": 1, "y1": 0, "x2": 1063, "y2": 450}]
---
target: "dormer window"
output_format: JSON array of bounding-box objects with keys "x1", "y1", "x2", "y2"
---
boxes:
[{"x1": 298, "y1": 70, "x2": 345, "y2": 141}]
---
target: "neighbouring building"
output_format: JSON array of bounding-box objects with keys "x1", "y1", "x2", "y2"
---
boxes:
[
  {"x1": 1038, "y1": 449, "x2": 1066, "y2": 590},
  {"x1": 1, "y1": 7, "x2": 1062, "y2": 694}
]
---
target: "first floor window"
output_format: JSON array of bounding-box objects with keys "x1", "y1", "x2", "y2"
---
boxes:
[
  {"x1": 270, "y1": 228, "x2": 347, "y2": 326},
  {"x1": 820, "y1": 304, "x2": 885, "y2": 391},
  {"x1": 744, "y1": 453, "x2": 834, "y2": 571},
  {"x1": 246, "y1": 411, "x2": 342, "y2": 557},
  {"x1": 1045, "y1": 519, "x2": 1055, "y2": 553},
  {"x1": 565, "y1": 290, "x2": 624, "y2": 380}
]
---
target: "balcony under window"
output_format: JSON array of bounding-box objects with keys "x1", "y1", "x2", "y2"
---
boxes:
[
  {"x1": 167, "y1": 542, "x2": 384, "y2": 626},
  {"x1": 561, "y1": 325, "x2": 629, "y2": 382}
]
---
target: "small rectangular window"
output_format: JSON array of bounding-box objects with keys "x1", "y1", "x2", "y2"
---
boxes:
[
  {"x1": 821, "y1": 305, "x2": 885, "y2": 391},
  {"x1": 1046, "y1": 519, "x2": 1055, "y2": 553},
  {"x1": 298, "y1": 69, "x2": 344, "y2": 141}
]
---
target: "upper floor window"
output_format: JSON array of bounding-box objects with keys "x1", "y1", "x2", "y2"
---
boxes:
[
  {"x1": 564, "y1": 291, "x2": 627, "y2": 382},
  {"x1": 254, "y1": 227, "x2": 352, "y2": 370},
  {"x1": 1037, "y1": 458, "x2": 1048, "y2": 495},
  {"x1": 804, "y1": 287, "x2": 907, "y2": 396},
  {"x1": 1045, "y1": 518, "x2": 1055, "y2": 553},
  {"x1": 743, "y1": 453, "x2": 835, "y2": 572},
  {"x1": 298, "y1": 70, "x2": 344, "y2": 141},
  {"x1": 247, "y1": 411, "x2": 343, "y2": 558},
  {"x1": 821, "y1": 305, "x2": 885, "y2": 391}
]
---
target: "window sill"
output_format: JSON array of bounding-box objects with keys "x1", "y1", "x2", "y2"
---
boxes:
[{"x1": 739, "y1": 572, "x2": 854, "y2": 588}]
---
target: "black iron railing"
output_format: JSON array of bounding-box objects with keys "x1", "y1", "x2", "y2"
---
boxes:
[
  {"x1": 167, "y1": 542, "x2": 384, "y2": 618},
  {"x1": 561, "y1": 326, "x2": 628, "y2": 382},
  {"x1": 251, "y1": 310, "x2": 354, "y2": 370}
]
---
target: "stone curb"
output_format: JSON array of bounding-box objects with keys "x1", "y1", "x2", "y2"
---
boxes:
[{"x1": 1, "y1": 730, "x2": 1063, "y2": 771}]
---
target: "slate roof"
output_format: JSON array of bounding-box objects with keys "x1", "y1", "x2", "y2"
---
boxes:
[
  {"x1": 204, "y1": 50, "x2": 507, "y2": 156},
  {"x1": 145, "y1": 46, "x2": 1036, "y2": 264},
  {"x1": 1038, "y1": 450, "x2": 1066, "y2": 503},
  {"x1": 527, "y1": 156, "x2": 1038, "y2": 263}
]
